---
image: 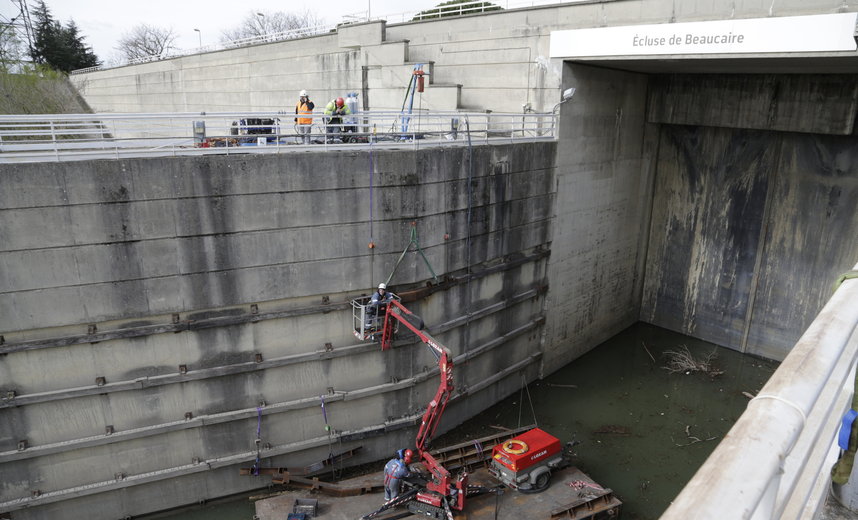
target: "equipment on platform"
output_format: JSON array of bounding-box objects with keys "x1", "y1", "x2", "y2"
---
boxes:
[
  {"x1": 353, "y1": 296, "x2": 576, "y2": 518},
  {"x1": 488, "y1": 427, "x2": 568, "y2": 493},
  {"x1": 230, "y1": 117, "x2": 279, "y2": 143},
  {"x1": 292, "y1": 497, "x2": 317, "y2": 517},
  {"x1": 192, "y1": 120, "x2": 206, "y2": 146}
]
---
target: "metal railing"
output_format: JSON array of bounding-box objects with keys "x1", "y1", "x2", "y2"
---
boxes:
[
  {"x1": 662, "y1": 264, "x2": 858, "y2": 519},
  {"x1": 0, "y1": 111, "x2": 557, "y2": 163}
]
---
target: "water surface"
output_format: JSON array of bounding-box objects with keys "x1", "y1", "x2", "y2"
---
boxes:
[{"x1": 438, "y1": 322, "x2": 779, "y2": 519}]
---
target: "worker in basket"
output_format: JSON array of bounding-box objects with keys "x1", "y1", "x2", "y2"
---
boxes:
[
  {"x1": 384, "y1": 448, "x2": 414, "y2": 502},
  {"x1": 323, "y1": 97, "x2": 351, "y2": 143},
  {"x1": 367, "y1": 283, "x2": 393, "y2": 329}
]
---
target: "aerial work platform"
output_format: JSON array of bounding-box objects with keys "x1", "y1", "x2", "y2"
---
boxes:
[{"x1": 254, "y1": 465, "x2": 620, "y2": 520}]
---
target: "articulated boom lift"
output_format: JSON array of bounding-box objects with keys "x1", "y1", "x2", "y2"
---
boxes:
[
  {"x1": 375, "y1": 299, "x2": 468, "y2": 518},
  {"x1": 356, "y1": 296, "x2": 580, "y2": 520}
]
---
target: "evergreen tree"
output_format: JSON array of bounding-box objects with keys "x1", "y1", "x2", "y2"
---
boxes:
[
  {"x1": 30, "y1": 0, "x2": 99, "y2": 72},
  {"x1": 63, "y1": 20, "x2": 98, "y2": 70}
]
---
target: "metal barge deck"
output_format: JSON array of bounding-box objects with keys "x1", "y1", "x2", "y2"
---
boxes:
[{"x1": 254, "y1": 465, "x2": 621, "y2": 519}]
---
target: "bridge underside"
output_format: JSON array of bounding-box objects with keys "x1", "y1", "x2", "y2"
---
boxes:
[
  {"x1": 555, "y1": 59, "x2": 858, "y2": 361},
  {"x1": 574, "y1": 54, "x2": 858, "y2": 74}
]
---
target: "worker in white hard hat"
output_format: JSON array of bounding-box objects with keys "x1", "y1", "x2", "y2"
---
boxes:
[
  {"x1": 295, "y1": 90, "x2": 314, "y2": 144},
  {"x1": 323, "y1": 96, "x2": 351, "y2": 143},
  {"x1": 367, "y1": 283, "x2": 394, "y2": 329}
]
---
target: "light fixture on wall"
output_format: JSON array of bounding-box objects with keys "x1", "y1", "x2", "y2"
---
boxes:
[{"x1": 553, "y1": 87, "x2": 576, "y2": 112}]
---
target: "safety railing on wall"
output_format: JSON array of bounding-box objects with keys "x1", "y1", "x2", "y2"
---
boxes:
[
  {"x1": 661, "y1": 264, "x2": 858, "y2": 519},
  {"x1": 0, "y1": 111, "x2": 557, "y2": 163}
]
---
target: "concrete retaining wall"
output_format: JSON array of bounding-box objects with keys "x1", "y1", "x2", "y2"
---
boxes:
[
  {"x1": 541, "y1": 63, "x2": 655, "y2": 370},
  {"x1": 641, "y1": 74, "x2": 858, "y2": 360},
  {"x1": 0, "y1": 142, "x2": 554, "y2": 519},
  {"x1": 70, "y1": 0, "x2": 856, "y2": 115}
]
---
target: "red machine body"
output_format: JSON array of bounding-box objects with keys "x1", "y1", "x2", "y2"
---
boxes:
[
  {"x1": 491, "y1": 428, "x2": 561, "y2": 473},
  {"x1": 489, "y1": 428, "x2": 564, "y2": 491}
]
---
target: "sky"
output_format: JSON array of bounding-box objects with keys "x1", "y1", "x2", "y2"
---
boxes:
[{"x1": 1, "y1": 0, "x2": 444, "y2": 63}]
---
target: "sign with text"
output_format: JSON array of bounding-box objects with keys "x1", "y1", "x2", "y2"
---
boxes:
[{"x1": 550, "y1": 13, "x2": 858, "y2": 58}]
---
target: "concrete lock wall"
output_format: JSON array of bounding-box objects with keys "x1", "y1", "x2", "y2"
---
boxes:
[
  {"x1": 70, "y1": 0, "x2": 854, "y2": 115},
  {"x1": 7, "y1": 2, "x2": 858, "y2": 518},
  {"x1": 541, "y1": 62, "x2": 655, "y2": 369},
  {"x1": 640, "y1": 74, "x2": 858, "y2": 361},
  {"x1": 0, "y1": 142, "x2": 555, "y2": 519}
]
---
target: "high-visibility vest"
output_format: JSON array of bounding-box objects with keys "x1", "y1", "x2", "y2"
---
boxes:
[{"x1": 296, "y1": 101, "x2": 312, "y2": 125}]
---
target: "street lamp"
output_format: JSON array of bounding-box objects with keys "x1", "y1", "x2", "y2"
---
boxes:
[
  {"x1": 552, "y1": 87, "x2": 576, "y2": 112},
  {"x1": 193, "y1": 28, "x2": 201, "y2": 47}
]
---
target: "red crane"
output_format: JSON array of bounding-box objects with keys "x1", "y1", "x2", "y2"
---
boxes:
[{"x1": 368, "y1": 299, "x2": 468, "y2": 519}]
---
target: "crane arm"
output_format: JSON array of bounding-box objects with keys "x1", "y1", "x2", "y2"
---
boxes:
[
  {"x1": 379, "y1": 300, "x2": 454, "y2": 454},
  {"x1": 377, "y1": 298, "x2": 467, "y2": 510}
]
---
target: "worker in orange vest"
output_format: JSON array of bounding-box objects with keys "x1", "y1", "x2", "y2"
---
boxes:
[{"x1": 295, "y1": 90, "x2": 314, "y2": 144}]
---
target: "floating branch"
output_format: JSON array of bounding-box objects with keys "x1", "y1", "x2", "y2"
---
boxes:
[{"x1": 662, "y1": 345, "x2": 723, "y2": 376}]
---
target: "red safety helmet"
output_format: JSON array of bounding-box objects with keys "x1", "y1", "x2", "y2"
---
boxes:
[
  {"x1": 336, "y1": 97, "x2": 345, "y2": 107},
  {"x1": 402, "y1": 449, "x2": 414, "y2": 463}
]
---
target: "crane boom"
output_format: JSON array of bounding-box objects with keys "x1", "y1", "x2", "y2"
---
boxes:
[{"x1": 377, "y1": 299, "x2": 468, "y2": 512}]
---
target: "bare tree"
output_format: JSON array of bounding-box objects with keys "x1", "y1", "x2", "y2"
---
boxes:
[
  {"x1": 220, "y1": 9, "x2": 325, "y2": 43},
  {"x1": 116, "y1": 24, "x2": 177, "y2": 61},
  {"x1": 0, "y1": 24, "x2": 26, "y2": 72}
]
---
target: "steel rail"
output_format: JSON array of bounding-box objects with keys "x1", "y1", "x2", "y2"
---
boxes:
[{"x1": 0, "y1": 110, "x2": 556, "y2": 164}]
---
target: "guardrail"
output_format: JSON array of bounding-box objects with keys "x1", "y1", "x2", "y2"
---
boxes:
[
  {"x1": 0, "y1": 111, "x2": 557, "y2": 163},
  {"x1": 662, "y1": 264, "x2": 858, "y2": 519}
]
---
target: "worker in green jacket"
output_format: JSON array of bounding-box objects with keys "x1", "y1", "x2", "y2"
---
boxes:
[{"x1": 323, "y1": 97, "x2": 351, "y2": 142}]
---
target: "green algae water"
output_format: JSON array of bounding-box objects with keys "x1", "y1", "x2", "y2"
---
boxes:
[
  {"x1": 438, "y1": 322, "x2": 780, "y2": 519},
  {"x1": 143, "y1": 497, "x2": 256, "y2": 520},
  {"x1": 151, "y1": 322, "x2": 778, "y2": 520}
]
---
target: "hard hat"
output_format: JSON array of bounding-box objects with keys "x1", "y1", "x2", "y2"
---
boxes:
[
  {"x1": 378, "y1": 283, "x2": 386, "y2": 290},
  {"x1": 299, "y1": 90, "x2": 307, "y2": 97},
  {"x1": 336, "y1": 97, "x2": 344, "y2": 107},
  {"x1": 403, "y1": 449, "x2": 414, "y2": 463}
]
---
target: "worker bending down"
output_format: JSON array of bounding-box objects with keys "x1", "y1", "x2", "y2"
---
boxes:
[
  {"x1": 323, "y1": 97, "x2": 351, "y2": 142},
  {"x1": 384, "y1": 449, "x2": 414, "y2": 502}
]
